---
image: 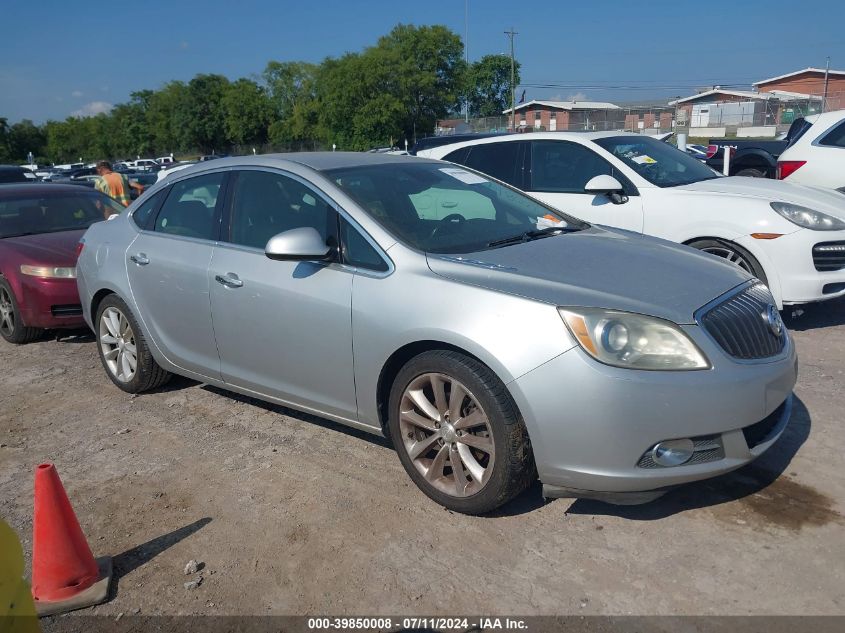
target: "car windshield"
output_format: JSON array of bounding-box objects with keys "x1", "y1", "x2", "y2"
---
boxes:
[
  {"x1": 594, "y1": 135, "x2": 721, "y2": 187},
  {"x1": 0, "y1": 191, "x2": 124, "y2": 238},
  {"x1": 327, "y1": 162, "x2": 588, "y2": 254}
]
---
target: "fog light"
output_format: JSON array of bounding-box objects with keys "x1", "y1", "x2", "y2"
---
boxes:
[{"x1": 652, "y1": 439, "x2": 695, "y2": 467}]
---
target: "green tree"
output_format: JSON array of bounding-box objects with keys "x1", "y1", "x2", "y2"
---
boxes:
[
  {"x1": 9, "y1": 119, "x2": 48, "y2": 163},
  {"x1": 146, "y1": 82, "x2": 190, "y2": 154},
  {"x1": 376, "y1": 24, "x2": 466, "y2": 142},
  {"x1": 466, "y1": 54, "x2": 520, "y2": 118},
  {"x1": 222, "y1": 78, "x2": 271, "y2": 148},
  {"x1": 263, "y1": 61, "x2": 321, "y2": 148},
  {"x1": 181, "y1": 74, "x2": 230, "y2": 154},
  {"x1": 0, "y1": 117, "x2": 11, "y2": 162}
]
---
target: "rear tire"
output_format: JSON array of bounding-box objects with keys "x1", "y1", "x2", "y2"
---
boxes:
[
  {"x1": 734, "y1": 167, "x2": 767, "y2": 178},
  {"x1": 0, "y1": 278, "x2": 42, "y2": 344},
  {"x1": 688, "y1": 238, "x2": 768, "y2": 286},
  {"x1": 95, "y1": 294, "x2": 171, "y2": 393},
  {"x1": 387, "y1": 350, "x2": 535, "y2": 515}
]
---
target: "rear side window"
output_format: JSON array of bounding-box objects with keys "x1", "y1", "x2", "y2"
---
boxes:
[
  {"x1": 131, "y1": 190, "x2": 165, "y2": 230},
  {"x1": 458, "y1": 142, "x2": 523, "y2": 187},
  {"x1": 819, "y1": 121, "x2": 845, "y2": 148},
  {"x1": 154, "y1": 172, "x2": 225, "y2": 240},
  {"x1": 0, "y1": 169, "x2": 29, "y2": 183}
]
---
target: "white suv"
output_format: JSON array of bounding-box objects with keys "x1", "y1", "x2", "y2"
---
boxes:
[
  {"x1": 777, "y1": 110, "x2": 845, "y2": 192},
  {"x1": 418, "y1": 131, "x2": 845, "y2": 307}
]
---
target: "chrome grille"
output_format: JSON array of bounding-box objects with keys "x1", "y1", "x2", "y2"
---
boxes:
[{"x1": 699, "y1": 284, "x2": 786, "y2": 360}]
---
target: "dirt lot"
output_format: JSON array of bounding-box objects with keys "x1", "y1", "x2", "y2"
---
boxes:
[{"x1": 1, "y1": 300, "x2": 844, "y2": 618}]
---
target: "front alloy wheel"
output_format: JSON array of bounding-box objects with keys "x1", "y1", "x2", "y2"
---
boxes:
[
  {"x1": 0, "y1": 287, "x2": 15, "y2": 339},
  {"x1": 399, "y1": 372, "x2": 495, "y2": 497},
  {"x1": 99, "y1": 307, "x2": 137, "y2": 382}
]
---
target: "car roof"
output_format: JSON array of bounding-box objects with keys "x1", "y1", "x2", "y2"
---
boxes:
[
  {"x1": 0, "y1": 183, "x2": 97, "y2": 197},
  {"x1": 166, "y1": 152, "x2": 439, "y2": 175}
]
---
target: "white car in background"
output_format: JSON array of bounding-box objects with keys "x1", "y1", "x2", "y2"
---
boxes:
[
  {"x1": 777, "y1": 110, "x2": 845, "y2": 192},
  {"x1": 418, "y1": 132, "x2": 845, "y2": 308}
]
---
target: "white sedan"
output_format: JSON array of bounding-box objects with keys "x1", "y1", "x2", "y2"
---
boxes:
[
  {"x1": 418, "y1": 131, "x2": 845, "y2": 308},
  {"x1": 776, "y1": 109, "x2": 845, "y2": 192}
]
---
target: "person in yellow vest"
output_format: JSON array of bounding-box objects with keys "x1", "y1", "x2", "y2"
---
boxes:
[
  {"x1": 94, "y1": 161, "x2": 144, "y2": 212},
  {"x1": 0, "y1": 519, "x2": 40, "y2": 633}
]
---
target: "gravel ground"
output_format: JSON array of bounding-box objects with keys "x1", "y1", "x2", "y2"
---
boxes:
[{"x1": 1, "y1": 299, "x2": 843, "y2": 617}]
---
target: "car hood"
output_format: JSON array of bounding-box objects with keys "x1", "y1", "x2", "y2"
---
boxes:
[
  {"x1": 426, "y1": 227, "x2": 751, "y2": 324},
  {"x1": 677, "y1": 177, "x2": 845, "y2": 219},
  {"x1": 0, "y1": 229, "x2": 86, "y2": 267}
]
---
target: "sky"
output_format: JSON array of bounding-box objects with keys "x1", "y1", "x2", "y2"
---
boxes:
[{"x1": 1, "y1": 0, "x2": 843, "y2": 123}]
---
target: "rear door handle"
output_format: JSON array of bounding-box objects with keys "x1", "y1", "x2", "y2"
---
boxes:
[
  {"x1": 215, "y1": 273, "x2": 243, "y2": 288},
  {"x1": 130, "y1": 253, "x2": 150, "y2": 266}
]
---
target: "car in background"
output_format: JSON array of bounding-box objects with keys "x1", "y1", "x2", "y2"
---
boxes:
[
  {"x1": 0, "y1": 166, "x2": 38, "y2": 184},
  {"x1": 156, "y1": 156, "x2": 175, "y2": 165},
  {"x1": 683, "y1": 144, "x2": 709, "y2": 161},
  {"x1": 0, "y1": 184, "x2": 124, "y2": 343},
  {"x1": 418, "y1": 132, "x2": 845, "y2": 308},
  {"x1": 704, "y1": 117, "x2": 813, "y2": 178},
  {"x1": 776, "y1": 110, "x2": 845, "y2": 192},
  {"x1": 77, "y1": 153, "x2": 796, "y2": 514}
]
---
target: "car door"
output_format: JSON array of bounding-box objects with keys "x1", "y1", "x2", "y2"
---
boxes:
[
  {"x1": 126, "y1": 171, "x2": 226, "y2": 379},
  {"x1": 525, "y1": 139, "x2": 644, "y2": 232},
  {"x1": 209, "y1": 168, "x2": 357, "y2": 419}
]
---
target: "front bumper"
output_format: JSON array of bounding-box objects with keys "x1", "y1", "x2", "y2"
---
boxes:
[
  {"x1": 508, "y1": 325, "x2": 797, "y2": 498},
  {"x1": 18, "y1": 275, "x2": 85, "y2": 329},
  {"x1": 737, "y1": 229, "x2": 845, "y2": 305}
]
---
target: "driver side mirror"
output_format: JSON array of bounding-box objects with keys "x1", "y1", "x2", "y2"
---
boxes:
[
  {"x1": 265, "y1": 227, "x2": 334, "y2": 262},
  {"x1": 584, "y1": 175, "x2": 628, "y2": 205}
]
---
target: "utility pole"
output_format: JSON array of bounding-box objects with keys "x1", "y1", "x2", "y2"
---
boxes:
[
  {"x1": 505, "y1": 27, "x2": 518, "y2": 132},
  {"x1": 464, "y1": 0, "x2": 469, "y2": 123},
  {"x1": 822, "y1": 56, "x2": 830, "y2": 113}
]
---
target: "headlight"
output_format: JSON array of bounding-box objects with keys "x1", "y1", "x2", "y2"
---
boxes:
[
  {"x1": 20, "y1": 265, "x2": 77, "y2": 279},
  {"x1": 770, "y1": 202, "x2": 845, "y2": 231},
  {"x1": 559, "y1": 308, "x2": 710, "y2": 370}
]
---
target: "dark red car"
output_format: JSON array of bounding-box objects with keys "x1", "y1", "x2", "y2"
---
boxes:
[{"x1": 0, "y1": 184, "x2": 124, "y2": 343}]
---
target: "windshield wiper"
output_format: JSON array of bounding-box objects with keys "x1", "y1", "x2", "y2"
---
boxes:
[{"x1": 486, "y1": 225, "x2": 580, "y2": 248}]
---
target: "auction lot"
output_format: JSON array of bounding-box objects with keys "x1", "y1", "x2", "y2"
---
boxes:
[{"x1": 1, "y1": 301, "x2": 844, "y2": 617}]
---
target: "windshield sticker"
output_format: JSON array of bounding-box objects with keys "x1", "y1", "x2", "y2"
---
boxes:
[
  {"x1": 631, "y1": 155, "x2": 657, "y2": 165},
  {"x1": 439, "y1": 167, "x2": 489, "y2": 185},
  {"x1": 536, "y1": 214, "x2": 567, "y2": 230}
]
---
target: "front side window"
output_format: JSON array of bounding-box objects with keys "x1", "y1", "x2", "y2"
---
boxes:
[
  {"x1": 594, "y1": 135, "x2": 720, "y2": 187},
  {"x1": 530, "y1": 140, "x2": 615, "y2": 193},
  {"x1": 328, "y1": 162, "x2": 587, "y2": 254},
  {"x1": 341, "y1": 220, "x2": 388, "y2": 272},
  {"x1": 0, "y1": 191, "x2": 123, "y2": 238},
  {"x1": 227, "y1": 170, "x2": 335, "y2": 250},
  {"x1": 154, "y1": 172, "x2": 224, "y2": 240},
  {"x1": 819, "y1": 121, "x2": 845, "y2": 148},
  {"x1": 454, "y1": 141, "x2": 524, "y2": 187}
]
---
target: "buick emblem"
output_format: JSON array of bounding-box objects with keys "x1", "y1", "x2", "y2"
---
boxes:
[{"x1": 764, "y1": 305, "x2": 784, "y2": 338}]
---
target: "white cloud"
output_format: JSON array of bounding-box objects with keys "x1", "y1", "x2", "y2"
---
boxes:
[
  {"x1": 71, "y1": 90, "x2": 83, "y2": 98},
  {"x1": 567, "y1": 92, "x2": 588, "y2": 102},
  {"x1": 71, "y1": 101, "x2": 114, "y2": 117}
]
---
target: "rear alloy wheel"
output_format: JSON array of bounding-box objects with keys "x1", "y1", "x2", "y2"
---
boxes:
[
  {"x1": 0, "y1": 280, "x2": 41, "y2": 344},
  {"x1": 96, "y1": 295, "x2": 171, "y2": 393},
  {"x1": 688, "y1": 238, "x2": 768, "y2": 286},
  {"x1": 388, "y1": 350, "x2": 534, "y2": 514}
]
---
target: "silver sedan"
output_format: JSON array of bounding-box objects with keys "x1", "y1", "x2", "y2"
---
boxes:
[{"x1": 76, "y1": 153, "x2": 797, "y2": 514}]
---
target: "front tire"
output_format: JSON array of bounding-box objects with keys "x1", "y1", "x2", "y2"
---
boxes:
[
  {"x1": 688, "y1": 238, "x2": 768, "y2": 286},
  {"x1": 95, "y1": 294, "x2": 171, "y2": 393},
  {"x1": 734, "y1": 167, "x2": 767, "y2": 178},
  {"x1": 0, "y1": 278, "x2": 41, "y2": 344},
  {"x1": 387, "y1": 350, "x2": 534, "y2": 515}
]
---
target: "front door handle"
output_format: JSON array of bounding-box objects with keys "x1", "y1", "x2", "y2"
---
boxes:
[
  {"x1": 215, "y1": 273, "x2": 243, "y2": 288},
  {"x1": 130, "y1": 253, "x2": 150, "y2": 266}
]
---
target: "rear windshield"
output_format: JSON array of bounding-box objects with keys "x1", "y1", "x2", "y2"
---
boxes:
[
  {"x1": 0, "y1": 169, "x2": 31, "y2": 184},
  {"x1": 0, "y1": 190, "x2": 124, "y2": 238}
]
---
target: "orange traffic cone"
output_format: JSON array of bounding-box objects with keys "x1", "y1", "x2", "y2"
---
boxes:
[{"x1": 31, "y1": 463, "x2": 112, "y2": 617}]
